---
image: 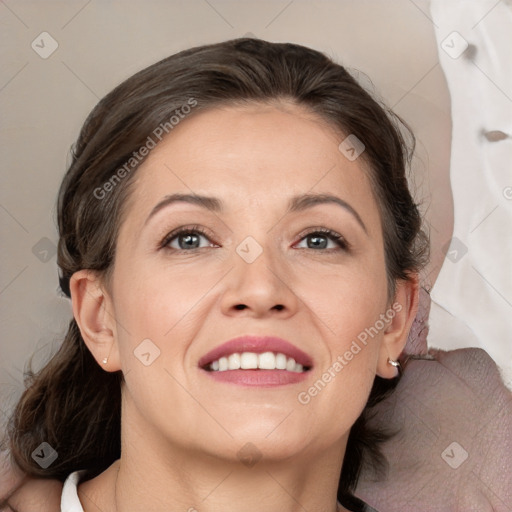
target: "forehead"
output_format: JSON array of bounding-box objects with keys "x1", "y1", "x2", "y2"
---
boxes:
[{"x1": 121, "y1": 102, "x2": 381, "y2": 233}]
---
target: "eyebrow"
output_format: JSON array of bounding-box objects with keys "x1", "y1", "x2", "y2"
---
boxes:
[{"x1": 145, "y1": 192, "x2": 368, "y2": 233}]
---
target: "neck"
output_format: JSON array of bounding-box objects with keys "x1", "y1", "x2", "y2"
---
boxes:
[
  {"x1": 113, "y1": 445, "x2": 346, "y2": 512},
  {"x1": 79, "y1": 396, "x2": 352, "y2": 512}
]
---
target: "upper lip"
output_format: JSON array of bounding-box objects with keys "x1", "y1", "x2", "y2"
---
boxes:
[{"x1": 198, "y1": 335, "x2": 314, "y2": 369}]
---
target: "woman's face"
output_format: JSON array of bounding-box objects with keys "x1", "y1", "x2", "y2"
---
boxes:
[{"x1": 99, "y1": 102, "x2": 396, "y2": 463}]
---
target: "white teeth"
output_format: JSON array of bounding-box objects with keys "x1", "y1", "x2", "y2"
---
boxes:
[
  {"x1": 240, "y1": 352, "x2": 258, "y2": 369},
  {"x1": 258, "y1": 351, "x2": 275, "y2": 370},
  {"x1": 275, "y1": 353, "x2": 287, "y2": 370},
  {"x1": 286, "y1": 357, "x2": 296, "y2": 372},
  {"x1": 228, "y1": 353, "x2": 241, "y2": 370},
  {"x1": 206, "y1": 352, "x2": 307, "y2": 373}
]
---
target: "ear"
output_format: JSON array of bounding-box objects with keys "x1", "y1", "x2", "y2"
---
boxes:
[
  {"x1": 69, "y1": 269, "x2": 121, "y2": 372},
  {"x1": 376, "y1": 273, "x2": 420, "y2": 379}
]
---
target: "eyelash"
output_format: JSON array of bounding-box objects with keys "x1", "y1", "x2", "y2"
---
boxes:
[
  {"x1": 159, "y1": 224, "x2": 215, "y2": 251},
  {"x1": 159, "y1": 225, "x2": 350, "y2": 253}
]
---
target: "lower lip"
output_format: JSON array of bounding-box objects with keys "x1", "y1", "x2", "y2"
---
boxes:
[{"x1": 200, "y1": 368, "x2": 310, "y2": 387}]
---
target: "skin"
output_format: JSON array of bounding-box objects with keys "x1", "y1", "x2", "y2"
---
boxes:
[
  {"x1": 3, "y1": 102, "x2": 418, "y2": 511},
  {"x1": 0, "y1": 451, "x2": 62, "y2": 511}
]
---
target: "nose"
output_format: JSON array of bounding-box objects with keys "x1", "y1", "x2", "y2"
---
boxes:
[{"x1": 219, "y1": 239, "x2": 299, "y2": 319}]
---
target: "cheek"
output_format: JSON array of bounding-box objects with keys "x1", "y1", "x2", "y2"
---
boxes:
[
  {"x1": 294, "y1": 255, "x2": 387, "y2": 404},
  {"x1": 295, "y1": 253, "x2": 389, "y2": 340},
  {"x1": 111, "y1": 256, "x2": 225, "y2": 375},
  {"x1": 112, "y1": 229, "x2": 388, "y2": 353},
  {"x1": 113, "y1": 243, "x2": 388, "y2": 354},
  {"x1": 298, "y1": 282, "x2": 386, "y2": 438},
  {"x1": 113, "y1": 254, "x2": 214, "y2": 328}
]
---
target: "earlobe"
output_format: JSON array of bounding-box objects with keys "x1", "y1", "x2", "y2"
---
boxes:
[
  {"x1": 69, "y1": 269, "x2": 121, "y2": 371},
  {"x1": 376, "y1": 274, "x2": 420, "y2": 379}
]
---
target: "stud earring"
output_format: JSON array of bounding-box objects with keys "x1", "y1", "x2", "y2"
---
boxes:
[
  {"x1": 387, "y1": 357, "x2": 402, "y2": 377},
  {"x1": 102, "y1": 343, "x2": 114, "y2": 366}
]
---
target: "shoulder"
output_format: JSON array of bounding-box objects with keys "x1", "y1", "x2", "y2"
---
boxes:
[
  {"x1": 1, "y1": 469, "x2": 89, "y2": 512},
  {"x1": 0, "y1": 449, "x2": 62, "y2": 512},
  {"x1": 1, "y1": 477, "x2": 63, "y2": 512}
]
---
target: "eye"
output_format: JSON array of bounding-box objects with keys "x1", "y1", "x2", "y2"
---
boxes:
[
  {"x1": 294, "y1": 228, "x2": 349, "y2": 251},
  {"x1": 159, "y1": 226, "x2": 349, "y2": 252},
  {"x1": 160, "y1": 225, "x2": 217, "y2": 251}
]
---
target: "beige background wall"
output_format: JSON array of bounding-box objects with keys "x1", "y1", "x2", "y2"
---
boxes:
[{"x1": 1, "y1": 0, "x2": 455, "y2": 419}]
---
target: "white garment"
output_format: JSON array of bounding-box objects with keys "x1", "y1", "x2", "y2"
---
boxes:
[
  {"x1": 428, "y1": 0, "x2": 512, "y2": 389},
  {"x1": 61, "y1": 471, "x2": 86, "y2": 512}
]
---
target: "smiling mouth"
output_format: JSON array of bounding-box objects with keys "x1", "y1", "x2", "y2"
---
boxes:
[{"x1": 202, "y1": 351, "x2": 312, "y2": 373}]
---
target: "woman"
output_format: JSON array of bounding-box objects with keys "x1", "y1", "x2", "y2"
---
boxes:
[{"x1": 1, "y1": 37, "x2": 427, "y2": 511}]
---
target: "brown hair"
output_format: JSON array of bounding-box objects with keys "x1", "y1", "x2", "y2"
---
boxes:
[{"x1": 4, "y1": 37, "x2": 428, "y2": 507}]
